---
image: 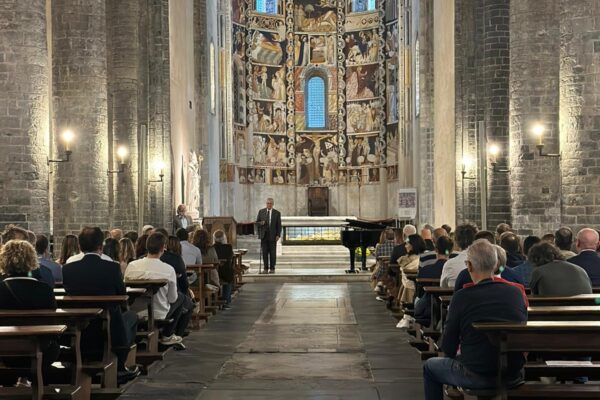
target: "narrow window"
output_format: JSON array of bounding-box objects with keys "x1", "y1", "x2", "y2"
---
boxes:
[
  {"x1": 306, "y1": 76, "x2": 326, "y2": 129},
  {"x1": 256, "y1": 0, "x2": 278, "y2": 14}
]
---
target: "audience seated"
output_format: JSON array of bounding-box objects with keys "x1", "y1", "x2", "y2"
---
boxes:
[
  {"x1": 441, "y1": 224, "x2": 452, "y2": 235},
  {"x1": 454, "y1": 244, "x2": 523, "y2": 291},
  {"x1": 419, "y1": 228, "x2": 448, "y2": 270},
  {"x1": 0, "y1": 240, "x2": 60, "y2": 384},
  {"x1": 421, "y1": 226, "x2": 435, "y2": 251},
  {"x1": 390, "y1": 224, "x2": 416, "y2": 264},
  {"x1": 62, "y1": 227, "x2": 140, "y2": 383},
  {"x1": 103, "y1": 238, "x2": 121, "y2": 262},
  {"x1": 36, "y1": 234, "x2": 62, "y2": 284},
  {"x1": 213, "y1": 230, "x2": 235, "y2": 309},
  {"x1": 124, "y1": 230, "x2": 138, "y2": 244},
  {"x1": 440, "y1": 223, "x2": 478, "y2": 288},
  {"x1": 512, "y1": 235, "x2": 541, "y2": 287},
  {"x1": 154, "y1": 228, "x2": 189, "y2": 294},
  {"x1": 568, "y1": 228, "x2": 600, "y2": 285},
  {"x1": 142, "y1": 225, "x2": 154, "y2": 236},
  {"x1": 1, "y1": 225, "x2": 54, "y2": 287},
  {"x1": 541, "y1": 233, "x2": 555, "y2": 244},
  {"x1": 495, "y1": 223, "x2": 511, "y2": 244},
  {"x1": 372, "y1": 228, "x2": 396, "y2": 291},
  {"x1": 499, "y1": 232, "x2": 525, "y2": 268},
  {"x1": 125, "y1": 233, "x2": 192, "y2": 346},
  {"x1": 118, "y1": 238, "x2": 136, "y2": 275},
  {"x1": 110, "y1": 228, "x2": 123, "y2": 241},
  {"x1": 135, "y1": 234, "x2": 149, "y2": 259},
  {"x1": 191, "y1": 229, "x2": 220, "y2": 289},
  {"x1": 529, "y1": 241, "x2": 592, "y2": 296},
  {"x1": 555, "y1": 227, "x2": 576, "y2": 260},
  {"x1": 423, "y1": 239, "x2": 527, "y2": 399},
  {"x1": 58, "y1": 233, "x2": 80, "y2": 265},
  {"x1": 396, "y1": 234, "x2": 427, "y2": 329},
  {"x1": 474, "y1": 230, "x2": 495, "y2": 244},
  {"x1": 176, "y1": 228, "x2": 203, "y2": 266}
]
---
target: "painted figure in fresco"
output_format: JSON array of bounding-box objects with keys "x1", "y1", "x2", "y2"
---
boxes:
[
  {"x1": 272, "y1": 107, "x2": 284, "y2": 133},
  {"x1": 186, "y1": 151, "x2": 200, "y2": 219},
  {"x1": 287, "y1": 170, "x2": 296, "y2": 184},
  {"x1": 251, "y1": 32, "x2": 283, "y2": 65},
  {"x1": 310, "y1": 36, "x2": 327, "y2": 63},
  {"x1": 277, "y1": 138, "x2": 287, "y2": 163},
  {"x1": 295, "y1": 4, "x2": 337, "y2": 32},
  {"x1": 369, "y1": 168, "x2": 380, "y2": 183},
  {"x1": 259, "y1": 69, "x2": 272, "y2": 99},
  {"x1": 349, "y1": 169, "x2": 361, "y2": 183},
  {"x1": 271, "y1": 68, "x2": 286, "y2": 101},
  {"x1": 253, "y1": 136, "x2": 267, "y2": 164},
  {"x1": 273, "y1": 169, "x2": 285, "y2": 184},
  {"x1": 255, "y1": 169, "x2": 265, "y2": 183},
  {"x1": 247, "y1": 169, "x2": 255, "y2": 183},
  {"x1": 266, "y1": 136, "x2": 279, "y2": 164}
]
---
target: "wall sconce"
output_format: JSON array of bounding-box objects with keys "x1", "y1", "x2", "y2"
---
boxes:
[
  {"x1": 48, "y1": 129, "x2": 74, "y2": 164},
  {"x1": 149, "y1": 160, "x2": 165, "y2": 183},
  {"x1": 108, "y1": 146, "x2": 128, "y2": 174},
  {"x1": 488, "y1": 144, "x2": 509, "y2": 173},
  {"x1": 461, "y1": 155, "x2": 476, "y2": 180},
  {"x1": 532, "y1": 124, "x2": 560, "y2": 158}
]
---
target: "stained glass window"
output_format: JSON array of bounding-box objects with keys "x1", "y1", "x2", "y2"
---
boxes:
[
  {"x1": 256, "y1": 0, "x2": 278, "y2": 14},
  {"x1": 353, "y1": 0, "x2": 376, "y2": 12},
  {"x1": 306, "y1": 76, "x2": 326, "y2": 129}
]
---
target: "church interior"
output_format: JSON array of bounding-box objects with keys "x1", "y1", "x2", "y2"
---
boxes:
[{"x1": 2, "y1": 0, "x2": 600, "y2": 399}]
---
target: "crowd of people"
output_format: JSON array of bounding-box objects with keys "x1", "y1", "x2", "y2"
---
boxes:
[
  {"x1": 0, "y1": 222, "x2": 236, "y2": 387},
  {"x1": 370, "y1": 222, "x2": 600, "y2": 399}
]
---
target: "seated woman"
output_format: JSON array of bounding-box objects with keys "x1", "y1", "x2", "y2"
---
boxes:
[
  {"x1": 191, "y1": 229, "x2": 220, "y2": 291},
  {"x1": 0, "y1": 239, "x2": 59, "y2": 386},
  {"x1": 213, "y1": 230, "x2": 234, "y2": 309},
  {"x1": 57, "y1": 234, "x2": 80, "y2": 265},
  {"x1": 396, "y1": 234, "x2": 427, "y2": 329}
]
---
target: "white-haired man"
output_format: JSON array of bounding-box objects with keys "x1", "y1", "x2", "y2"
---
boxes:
[
  {"x1": 423, "y1": 239, "x2": 527, "y2": 399},
  {"x1": 390, "y1": 224, "x2": 417, "y2": 265},
  {"x1": 256, "y1": 198, "x2": 282, "y2": 274},
  {"x1": 569, "y1": 228, "x2": 600, "y2": 285}
]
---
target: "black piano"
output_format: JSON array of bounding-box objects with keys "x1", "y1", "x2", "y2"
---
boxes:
[{"x1": 341, "y1": 219, "x2": 387, "y2": 273}]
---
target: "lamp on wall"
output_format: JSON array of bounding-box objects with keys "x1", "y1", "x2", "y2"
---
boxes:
[
  {"x1": 461, "y1": 155, "x2": 476, "y2": 180},
  {"x1": 149, "y1": 160, "x2": 165, "y2": 183},
  {"x1": 48, "y1": 129, "x2": 74, "y2": 164},
  {"x1": 532, "y1": 123, "x2": 560, "y2": 158},
  {"x1": 107, "y1": 145, "x2": 128, "y2": 174},
  {"x1": 488, "y1": 143, "x2": 509, "y2": 173}
]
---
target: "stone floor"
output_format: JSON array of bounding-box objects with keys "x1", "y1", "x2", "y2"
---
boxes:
[{"x1": 121, "y1": 283, "x2": 424, "y2": 399}]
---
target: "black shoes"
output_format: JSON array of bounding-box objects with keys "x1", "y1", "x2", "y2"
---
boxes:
[
  {"x1": 269, "y1": 269, "x2": 275, "y2": 274},
  {"x1": 117, "y1": 365, "x2": 141, "y2": 385}
]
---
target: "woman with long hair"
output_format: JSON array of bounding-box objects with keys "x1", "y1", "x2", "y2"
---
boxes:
[
  {"x1": 118, "y1": 238, "x2": 136, "y2": 275},
  {"x1": 167, "y1": 235, "x2": 182, "y2": 257},
  {"x1": 58, "y1": 234, "x2": 80, "y2": 265},
  {"x1": 135, "y1": 234, "x2": 149, "y2": 259},
  {"x1": 103, "y1": 238, "x2": 120, "y2": 262}
]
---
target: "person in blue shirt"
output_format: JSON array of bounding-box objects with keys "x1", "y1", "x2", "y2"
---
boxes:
[
  {"x1": 512, "y1": 235, "x2": 541, "y2": 287},
  {"x1": 35, "y1": 234, "x2": 61, "y2": 285},
  {"x1": 423, "y1": 240, "x2": 527, "y2": 399}
]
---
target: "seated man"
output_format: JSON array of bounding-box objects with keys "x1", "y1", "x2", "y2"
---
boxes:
[
  {"x1": 176, "y1": 228, "x2": 202, "y2": 266},
  {"x1": 568, "y1": 228, "x2": 600, "y2": 285},
  {"x1": 440, "y1": 223, "x2": 478, "y2": 288},
  {"x1": 423, "y1": 239, "x2": 527, "y2": 399},
  {"x1": 499, "y1": 232, "x2": 525, "y2": 268},
  {"x1": 529, "y1": 242, "x2": 592, "y2": 296},
  {"x1": 213, "y1": 230, "x2": 234, "y2": 309},
  {"x1": 454, "y1": 245, "x2": 523, "y2": 291},
  {"x1": 512, "y1": 235, "x2": 541, "y2": 287},
  {"x1": 62, "y1": 227, "x2": 140, "y2": 384},
  {"x1": 36, "y1": 234, "x2": 62, "y2": 284},
  {"x1": 555, "y1": 227, "x2": 576, "y2": 260},
  {"x1": 125, "y1": 232, "x2": 192, "y2": 346}
]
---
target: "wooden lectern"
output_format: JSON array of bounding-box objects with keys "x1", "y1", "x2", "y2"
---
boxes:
[
  {"x1": 308, "y1": 186, "x2": 329, "y2": 216},
  {"x1": 202, "y1": 216, "x2": 238, "y2": 247}
]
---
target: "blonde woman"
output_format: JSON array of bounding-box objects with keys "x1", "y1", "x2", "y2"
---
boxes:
[
  {"x1": 118, "y1": 238, "x2": 136, "y2": 275},
  {"x1": 396, "y1": 234, "x2": 427, "y2": 329}
]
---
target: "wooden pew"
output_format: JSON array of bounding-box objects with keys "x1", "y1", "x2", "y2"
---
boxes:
[
  {"x1": 123, "y1": 280, "x2": 171, "y2": 367},
  {"x1": 528, "y1": 294, "x2": 600, "y2": 306},
  {"x1": 55, "y1": 295, "x2": 128, "y2": 391},
  {"x1": 0, "y1": 325, "x2": 83, "y2": 400},
  {"x1": 0, "y1": 308, "x2": 101, "y2": 399},
  {"x1": 187, "y1": 264, "x2": 220, "y2": 318},
  {"x1": 470, "y1": 321, "x2": 600, "y2": 399}
]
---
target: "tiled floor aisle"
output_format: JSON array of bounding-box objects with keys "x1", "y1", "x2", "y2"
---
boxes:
[{"x1": 122, "y1": 283, "x2": 424, "y2": 399}]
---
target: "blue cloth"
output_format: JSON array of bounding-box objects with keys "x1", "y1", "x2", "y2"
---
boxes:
[
  {"x1": 38, "y1": 255, "x2": 62, "y2": 283},
  {"x1": 32, "y1": 265, "x2": 55, "y2": 288},
  {"x1": 453, "y1": 266, "x2": 523, "y2": 292},
  {"x1": 423, "y1": 357, "x2": 499, "y2": 400},
  {"x1": 512, "y1": 260, "x2": 534, "y2": 287},
  {"x1": 506, "y1": 252, "x2": 525, "y2": 268}
]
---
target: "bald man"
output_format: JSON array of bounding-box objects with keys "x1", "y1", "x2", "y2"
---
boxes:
[{"x1": 569, "y1": 228, "x2": 600, "y2": 285}]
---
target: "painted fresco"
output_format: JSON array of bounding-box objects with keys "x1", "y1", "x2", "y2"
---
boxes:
[
  {"x1": 254, "y1": 101, "x2": 286, "y2": 134},
  {"x1": 345, "y1": 134, "x2": 380, "y2": 166},
  {"x1": 345, "y1": 29, "x2": 379, "y2": 65},
  {"x1": 253, "y1": 134, "x2": 287, "y2": 166},
  {"x1": 294, "y1": 0, "x2": 337, "y2": 32},
  {"x1": 232, "y1": 0, "x2": 246, "y2": 24},
  {"x1": 295, "y1": 133, "x2": 338, "y2": 185},
  {"x1": 386, "y1": 61, "x2": 398, "y2": 124},
  {"x1": 251, "y1": 65, "x2": 286, "y2": 100},
  {"x1": 233, "y1": 25, "x2": 247, "y2": 126},
  {"x1": 254, "y1": 168, "x2": 266, "y2": 183},
  {"x1": 385, "y1": 0, "x2": 398, "y2": 21},
  {"x1": 386, "y1": 125, "x2": 398, "y2": 164},
  {"x1": 346, "y1": 64, "x2": 379, "y2": 100},
  {"x1": 346, "y1": 99, "x2": 381, "y2": 135},
  {"x1": 271, "y1": 168, "x2": 287, "y2": 184},
  {"x1": 250, "y1": 31, "x2": 286, "y2": 65}
]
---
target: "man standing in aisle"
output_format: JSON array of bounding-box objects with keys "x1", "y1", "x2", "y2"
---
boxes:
[{"x1": 256, "y1": 197, "x2": 282, "y2": 274}]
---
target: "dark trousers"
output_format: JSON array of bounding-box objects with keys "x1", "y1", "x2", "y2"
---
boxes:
[
  {"x1": 222, "y1": 283, "x2": 232, "y2": 304},
  {"x1": 261, "y1": 237, "x2": 276, "y2": 270},
  {"x1": 164, "y1": 292, "x2": 194, "y2": 337}
]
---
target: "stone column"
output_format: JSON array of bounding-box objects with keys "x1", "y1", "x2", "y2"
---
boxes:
[
  {"x1": 559, "y1": 0, "x2": 600, "y2": 230},
  {"x1": 107, "y1": 0, "x2": 139, "y2": 231},
  {"x1": 0, "y1": 0, "x2": 50, "y2": 233},
  {"x1": 483, "y1": 0, "x2": 510, "y2": 228},
  {"x1": 194, "y1": 0, "x2": 208, "y2": 218},
  {"x1": 509, "y1": 0, "x2": 561, "y2": 235},
  {"x1": 51, "y1": 0, "x2": 109, "y2": 239}
]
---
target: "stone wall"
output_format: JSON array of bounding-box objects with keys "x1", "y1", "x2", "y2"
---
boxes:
[{"x1": 0, "y1": 0, "x2": 50, "y2": 234}]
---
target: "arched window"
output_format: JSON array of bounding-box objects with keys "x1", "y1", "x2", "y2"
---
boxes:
[
  {"x1": 353, "y1": 0, "x2": 376, "y2": 12},
  {"x1": 256, "y1": 0, "x2": 278, "y2": 14},
  {"x1": 306, "y1": 75, "x2": 327, "y2": 129}
]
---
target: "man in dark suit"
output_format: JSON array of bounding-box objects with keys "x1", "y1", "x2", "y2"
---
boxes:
[
  {"x1": 256, "y1": 197, "x2": 281, "y2": 274},
  {"x1": 173, "y1": 204, "x2": 193, "y2": 233},
  {"x1": 62, "y1": 226, "x2": 140, "y2": 384},
  {"x1": 569, "y1": 228, "x2": 600, "y2": 285}
]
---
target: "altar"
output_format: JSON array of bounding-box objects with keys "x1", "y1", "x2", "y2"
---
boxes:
[{"x1": 281, "y1": 216, "x2": 357, "y2": 245}]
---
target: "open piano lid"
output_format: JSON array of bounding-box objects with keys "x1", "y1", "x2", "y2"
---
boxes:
[{"x1": 344, "y1": 218, "x2": 387, "y2": 230}]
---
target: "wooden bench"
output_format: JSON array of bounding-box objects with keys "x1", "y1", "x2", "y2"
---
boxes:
[
  {"x1": 55, "y1": 295, "x2": 129, "y2": 391},
  {"x1": 123, "y1": 280, "x2": 171, "y2": 367},
  {"x1": 0, "y1": 325, "x2": 84, "y2": 400},
  {"x1": 468, "y1": 321, "x2": 600, "y2": 399},
  {"x1": 187, "y1": 264, "x2": 220, "y2": 318}
]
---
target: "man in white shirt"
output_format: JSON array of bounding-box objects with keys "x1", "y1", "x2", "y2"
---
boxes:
[
  {"x1": 176, "y1": 228, "x2": 202, "y2": 265},
  {"x1": 440, "y1": 223, "x2": 478, "y2": 288},
  {"x1": 125, "y1": 232, "x2": 191, "y2": 346},
  {"x1": 66, "y1": 249, "x2": 113, "y2": 264}
]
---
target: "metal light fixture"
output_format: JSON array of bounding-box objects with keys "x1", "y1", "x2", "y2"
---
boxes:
[
  {"x1": 461, "y1": 155, "x2": 476, "y2": 180},
  {"x1": 488, "y1": 143, "x2": 509, "y2": 173},
  {"x1": 149, "y1": 160, "x2": 165, "y2": 183},
  {"x1": 48, "y1": 129, "x2": 74, "y2": 164},
  {"x1": 532, "y1": 123, "x2": 560, "y2": 158},
  {"x1": 108, "y1": 145, "x2": 128, "y2": 174}
]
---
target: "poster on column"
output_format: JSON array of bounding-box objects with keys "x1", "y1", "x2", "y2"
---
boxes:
[{"x1": 398, "y1": 188, "x2": 417, "y2": 219}]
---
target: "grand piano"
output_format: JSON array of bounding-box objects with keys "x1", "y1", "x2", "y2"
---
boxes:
[{"x1": 340, "y1": 219, "x2": 387, "y2": 273}]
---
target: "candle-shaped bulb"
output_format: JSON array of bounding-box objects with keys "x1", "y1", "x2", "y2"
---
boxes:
[
  {"x1": 116, "y1": 146, "x2": 128, "y2": 164},
  {"x1": 62, "y1": 130, "x2": 74, "y2": 151},
  {"x1": 532, "y1": 124, "x2": 545, "y2": 145}
]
